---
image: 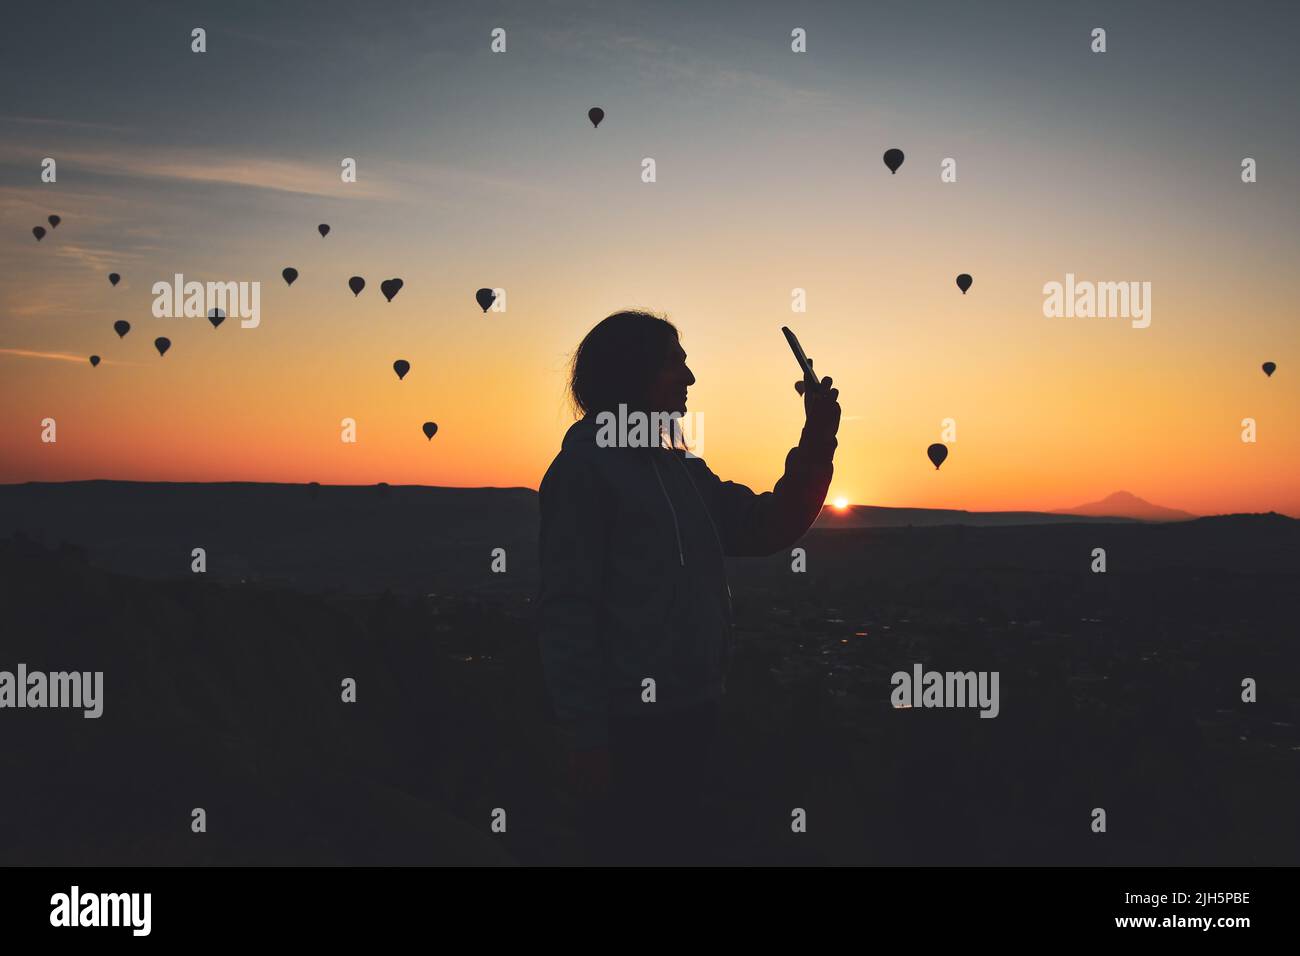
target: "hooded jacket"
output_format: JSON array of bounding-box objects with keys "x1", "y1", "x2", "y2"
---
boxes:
[{"x1": 537, "y1": 411, "x2": 836, "y2": 749}]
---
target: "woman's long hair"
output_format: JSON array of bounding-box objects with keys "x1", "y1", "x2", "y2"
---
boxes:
[{"x1": 568, "y1": 310, "x2": 690, "y2": 452}]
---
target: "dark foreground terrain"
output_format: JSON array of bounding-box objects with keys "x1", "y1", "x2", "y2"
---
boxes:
[{"x1": 1, "y1": 482, "x2": 1297, "y2": 865}]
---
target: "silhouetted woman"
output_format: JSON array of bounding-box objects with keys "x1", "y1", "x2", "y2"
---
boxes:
[{"x1": 537, "y1": 310, "x2": 840, "y2": 865}]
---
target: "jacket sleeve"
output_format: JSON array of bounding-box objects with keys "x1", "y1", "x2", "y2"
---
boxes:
[
  {"x1": 687, "y1": 426, "x2": 836, "y2": 557},
  {"x1": 536, "y1": 452, "x2": 612, "y2": 751}
]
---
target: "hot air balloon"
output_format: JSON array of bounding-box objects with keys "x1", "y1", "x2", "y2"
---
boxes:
[
  {"x1": 32, "y1": 226, "x2": 46, "y2": 241},
  {"x1": 208, "y1": 308, "x2": 225, "y2": 328},
  {"x1": 393, "y1": 359, "x2": 410, "y2": 380},
  {"x1": 1262, "y1": 362, "x2": 1276, "y2": 377},
  {"x1": 318, "y1": 224, "x2": 330, "y2": 237},
  {"x1": 89, "y1": 355, "x2": 101, "y2": 367},
  {"x1": 927, "y1": 443, "x2": 948, "y2": 470},
  {"x1": 47, "y1": 215, "x2": 61, "y2": 228},
  {"x1": 348, "y1": 276, "x2": 365, "y2": 297},
  {"x1": 282, "y1": 267, "x2": 299, "y2": 286},
  {"x1": 422, "y1": 422, "x2": 438, "y2": 440},
  {"x1": 113, "y1": 320, "x2": 130, "y2": 338},
  {"x1": 956, "y1": 273, "x2": 972, "y2": 294},
  {"x1": 588, "y1": 107, "x2": 605, "y2": 128},
  {"x1": 154, "y1": 337, "x2": 171, "y2": 357},
  {"x1": 883, "y1": 148, "x2": 905, "y2": 174},
  {"x1": 108, "y1": 272, "x2": 121, "y2": 287},
  {"x1": 380, "y1": 278, "x2": 404, "y2": 302},
  {"x1": 475, "y1": 288, "x2": 496, "y2": 312}
]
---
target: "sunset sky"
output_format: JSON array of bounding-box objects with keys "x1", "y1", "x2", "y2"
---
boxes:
[{"x1": 2, "y1": 0, "x2": 1297, "y2": 516}]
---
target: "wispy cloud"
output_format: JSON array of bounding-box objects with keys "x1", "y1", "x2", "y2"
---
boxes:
[
  {"x1": 539, "y1": 25, "x2": 839, "y2": 113},
  {"x1": 0, "y1": 115, "x2": 134, "y2": 133},
  {"x1": 52, "y1": 242, "x2": 153, "y2": 275},
  {"x1": 382, "y1": 159, "x2": 559, "y2": 204},
  {"x1": 0, "y1": 144, "x2": 397, "y2": 200},
  {"x1": 0, "y1": 348, "x2": 137, "y2": 365}
]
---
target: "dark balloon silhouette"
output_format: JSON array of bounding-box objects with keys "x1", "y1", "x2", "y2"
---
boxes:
[
  {"x1": 475, "y1": 288, "x2": 496, "y2": 312},
  {"x1": 208, "y1": 308, "x2": 226, "y2": 328},
  {"x1": 883, "y1": 148, "x2": 905, "y2": 174},
  {"x1": 1262, "y1": 361, "x2": 1276, "y2": 377},
  {"x1": 318, "y1": 224, "x2": 330, "y2": 237},
  {"x1": 380, "y1": 278, "x2": 404, "y2": 302},
  {"x1": 422, "y1": 422, "x2": 438, "y2": 440},
  {"x1": 108, "y1": 272, "x2": 121, "y2": 287},
  {"x1": 48, "y1": 215, "x2": 61, "y2": 228},
  {"x1": 113, "y1": 320, "x2": 130, "y2": 338},
  {"x1": 154, "y1": 337, "x2": 171, "y2": 357},
  {"x1": 32, "y1": 226, "x2": 46, "y2": 241},
  {"x1": 348, "y1": 276, "x2": 365, "y2": 297},
  {"x1": 588, "y1": 107, "x2": 605, "y2": 128},
  {"x1": 282, "y1": 267, "x2": 299, "y2": 286},
  {"x1": 393, "y1": 359, "x2": 410, "y2": 380},
  {"x1": 89, "y1": 355, "x2": 101, "y2": 367},
  {"x1": 956, "y1": 273, "x2": 973, "y2": 294},
  {"x1": 927, "y1": 443, "x2": 948, "y2": 470}
]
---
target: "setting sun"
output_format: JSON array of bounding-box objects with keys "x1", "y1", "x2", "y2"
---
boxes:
[{"x1": 832, "y1": 496, "x2": 849, "y2": 510}]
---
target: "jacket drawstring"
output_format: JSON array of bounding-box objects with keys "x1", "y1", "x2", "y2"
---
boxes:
[
  {"x1": 670, "y1": 448, "x2": 736, "y2": 628},
  {"x1": 650, "y1": 453, "x2": 685, "y2": 566}
]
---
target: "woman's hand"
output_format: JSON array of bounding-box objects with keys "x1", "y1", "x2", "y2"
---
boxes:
[{"x1": 794, "y1": 358, "x2": 841, "y2": 441}]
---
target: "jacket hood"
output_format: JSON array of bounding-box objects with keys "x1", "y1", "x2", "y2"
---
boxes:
[{"x1": 560, "y1": 413, "x2": 600, "y2": 451}]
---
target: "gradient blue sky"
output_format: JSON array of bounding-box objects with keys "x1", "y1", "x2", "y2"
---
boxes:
[{"x1": 2, "y1": 0, "x2": 1297, "y2": 514}]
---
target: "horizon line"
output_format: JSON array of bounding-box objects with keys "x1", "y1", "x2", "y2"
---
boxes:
[{"x1": 2, "y1": 478, "x2": 1296, "y2": 520}]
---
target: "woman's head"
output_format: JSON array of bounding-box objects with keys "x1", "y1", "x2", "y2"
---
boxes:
[{"x1": 569, "y1": 310, "x2": 695, "y2": 417}]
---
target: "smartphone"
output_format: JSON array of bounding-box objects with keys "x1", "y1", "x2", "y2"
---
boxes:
[{"x1": 781, "y1": 326, "x2": 822, "y2": 392}]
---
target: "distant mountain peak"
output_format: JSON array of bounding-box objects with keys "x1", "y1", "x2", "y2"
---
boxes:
[{"x1": 1055, "y1": 491, "x2": 1196, "y2": 522}]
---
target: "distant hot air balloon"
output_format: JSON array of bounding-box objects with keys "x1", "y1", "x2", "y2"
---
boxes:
[
  {"x1": 348, "y1": 276, "x2": 365, "y2": 297},
  {"x1": 393, "y1": 359, "x2": 410, "y2": 380},
  {"x1": 475, "y1": 288, "x2": 496, "y2": 312},
  {"x1": 1262, "y1": 361, "x2": 1276, "y2": 377},
  {"x1": 282, "y1": 267, "x2": 299, "y2": 286},
  {"x1": 208, "y1": 308, "x2": 226, "y2": 328},
  {"x1": 588, "y1": 107, "x2": 605, "y2": 128},
  {"x1": 108, "y1": 272, "x2": 121, "y2": 287},
  {"x1": 32, "y1": 226, "x2": 46, "y2": 241},
  {"x1": 380, "y1": 278, "x2": 404, "y2": 302},
  {"x1": 422, "y1": 422, "x2": 438, "y2": 440},
  {"x1": 318, "y1": 223, "x2": 330, "y2": 237},
  {"x1": 113, "y1": 320, "x2": 130, "y2": 338},
  {"x1": 89, "y1": 355, "x2": 101, "y2": 367},
  {"x1": 154, "y1": 337, "x2": 171, "y2": 357},
  {"x1": 47, "y1": 215, "x2": 61, "y2": 228},
  {"x1": 883, "y1": 148, "x2": 905, "y2": 174},
  {"x1": 927, "y1": 443, "x2": 948, "y2": 470},
  {"x1": 956, "y1": 273, "x2": 973, "y2": 294}
]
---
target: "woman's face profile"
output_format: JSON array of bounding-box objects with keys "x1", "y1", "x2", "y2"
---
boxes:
[{"x1": 645, "y1": 339, "x2": 696, "y2": 415}]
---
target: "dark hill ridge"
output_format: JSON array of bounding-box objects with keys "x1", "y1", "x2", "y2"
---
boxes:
[
  {"x1": 815, "y1": 504, "x2": 1142, "y2": 529},
  {"x1": 2, "y1": 481, "x2": 1296, "y2": 596},
  {"x1": 0, "y1": 480, "x2": 540, "y2": 596}
]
